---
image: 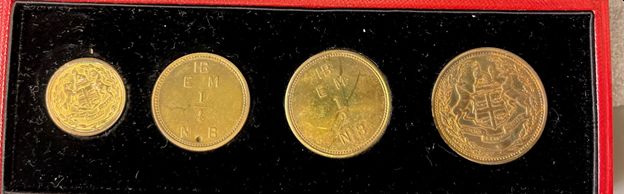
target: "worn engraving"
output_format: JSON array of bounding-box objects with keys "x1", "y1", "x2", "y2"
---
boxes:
[{"x1": 285, "y1": 50, "x2": 391, "y2": 158}]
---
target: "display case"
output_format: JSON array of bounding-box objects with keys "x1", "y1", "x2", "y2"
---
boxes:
[{"x1": 0, "y1": 0, "x2": 613, "y2": 193}]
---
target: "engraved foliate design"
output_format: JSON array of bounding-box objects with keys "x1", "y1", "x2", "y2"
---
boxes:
[
  {"x1": 46, "y1": 58, "x2": 126, "y2": 136},
  {"x1": 432, "y1": 47, "x2": 547, "y2": 165}
]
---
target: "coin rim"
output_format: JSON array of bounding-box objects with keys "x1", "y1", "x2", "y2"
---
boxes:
[
  {"x1": 151, "y1": 52, "x2": 250, "y2": 152},
  {"x1": 45, "y1": 57, "x2": 126, "y2": 137},
  {"x1": 431, "y1": 47, "x2": 548, "y2": 165},
  {"x1": 284, "y1": 49, "x2": 392, "y2": 159}
]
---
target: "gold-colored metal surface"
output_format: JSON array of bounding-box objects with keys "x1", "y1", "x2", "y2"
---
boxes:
[
  {"x1": 46, "y1": 58, "x2": 126, "y2": 136},
  {"x1": 152, "y1": 53, "x2": 250, "y2": 152},
  {"x1": 285, "y1": 49, "x2": 391, "y2": 158},
  {"x1": 432, "y1": 47, "x2": 547, "y2": 165}
]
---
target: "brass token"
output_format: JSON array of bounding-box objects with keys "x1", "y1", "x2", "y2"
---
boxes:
[
  {"x1": 432, "y1": 47, "x2": 547, "y2": 165},
  {"x1": 46, "y1": 58, "x2": 126, "y2": 137},
  {"x1": 285, "y1": 49, "x2": 392, "y2": 158},
  {"x1": 152, "y1": 53, "x2": 250, "y2": 152}
]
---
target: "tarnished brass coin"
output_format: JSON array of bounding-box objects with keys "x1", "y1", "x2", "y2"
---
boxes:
[
  {"x1": 46, "y1": 58, "x2": 126, "y2": 137},
  {"x1": 432, "y1": 47, "x2": 547, "y2": 165},
  {"x1": 285, "y1": 49, "x2": 391, "y2": 158},
  {"x1": 152, "y1": 53, "x2": 250, "y2": 152}
]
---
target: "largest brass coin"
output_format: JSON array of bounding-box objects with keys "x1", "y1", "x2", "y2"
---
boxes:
[
  {"x1": 285, "y1": 49, "x2": 392, "y2": 158},
  {"x1": 152, "y1": 53, "x2": 250, "y2": 152},
  {"x1": 432, "y1": 47, "x2": 547, "y2": 165}
]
